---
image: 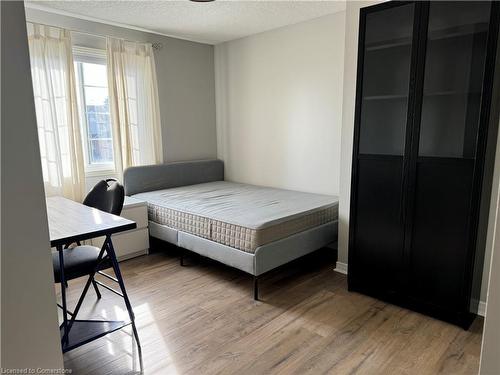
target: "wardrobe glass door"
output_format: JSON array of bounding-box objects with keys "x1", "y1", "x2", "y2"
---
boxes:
[
  {"x1": 410, "y1": 1, "x2": 492, "y2": 310},
  {"x1": 358, "y1": 4, "x2": 415, "y2": 155},
  {"x1": 350, "y1": 3, "x2": 416, "y2": 294}
]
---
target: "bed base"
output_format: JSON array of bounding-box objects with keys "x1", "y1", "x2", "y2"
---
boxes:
[
  {"x1": 179, "y1": 247, "x2": 262, "y2": 300},
  {"x1": 149, "y1": 220, "x2": 338, "y2": 300}
]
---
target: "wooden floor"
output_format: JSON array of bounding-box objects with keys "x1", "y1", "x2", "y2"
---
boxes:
[{"x1": 59, "y1": 246, "x2": 483, "y2": 375}]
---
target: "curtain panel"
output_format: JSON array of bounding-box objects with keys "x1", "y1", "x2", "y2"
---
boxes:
[
  {"x1": 27, "y1": 23, "x2": 86, "y2": 202},
  {"x1": 106, "y1": 38, "x2": 163, "y2": 169}
]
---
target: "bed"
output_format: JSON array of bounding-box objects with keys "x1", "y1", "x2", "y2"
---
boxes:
[{"x1": 124, "y1": 159, "x2": 338, "y2": 299}]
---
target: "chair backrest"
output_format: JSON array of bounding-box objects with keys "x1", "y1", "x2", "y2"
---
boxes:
[{"x1": 83, "y1": 179, "x2": 125, "y2": 216}]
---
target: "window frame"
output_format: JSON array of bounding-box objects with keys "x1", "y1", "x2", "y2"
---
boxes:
[{"x1": 73, "y1": 46, "x2": 116, "y2": 176}]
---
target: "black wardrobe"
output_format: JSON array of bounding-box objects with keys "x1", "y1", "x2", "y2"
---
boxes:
[{"x1": 348, "y1": 1, "x2": 500, "y2": 328}]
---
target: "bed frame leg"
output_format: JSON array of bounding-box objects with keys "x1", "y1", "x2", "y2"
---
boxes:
[
  {"x1": 180, "y1": 249, "x2": 185, "y2": 267},
  {"x1": 254, "y1": 276, "x2": 259, "y2": 301}
]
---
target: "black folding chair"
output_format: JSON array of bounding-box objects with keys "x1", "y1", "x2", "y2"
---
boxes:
[
  {"x1": 52, "y1": 179, "x2": 142, "y2": 370},
  {"x1": 53, "y1": 179, "x2": 124, "y2": 297}
]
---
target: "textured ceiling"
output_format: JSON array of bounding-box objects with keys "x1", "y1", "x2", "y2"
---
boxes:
[{"x1": 26, "y1": 1, "x2": 346, "y2": 44}]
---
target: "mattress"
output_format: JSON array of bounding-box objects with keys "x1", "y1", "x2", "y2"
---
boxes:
[{"x1": 133, "y1": 181, "x2": 338, "y2": 253}]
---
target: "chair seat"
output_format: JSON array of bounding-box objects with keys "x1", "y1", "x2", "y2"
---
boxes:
[{"x1": 53, "y1": 245, "x2": 112, "y2": 283}]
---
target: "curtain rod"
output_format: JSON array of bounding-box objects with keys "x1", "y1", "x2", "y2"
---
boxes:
[{"x1": 26, "y1": 20, "x2": 163, "y2": 50}]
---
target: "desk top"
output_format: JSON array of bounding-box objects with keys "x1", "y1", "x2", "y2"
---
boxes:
[{"x1": 47, "y1": 197, "x2": 136, "y2": 247}]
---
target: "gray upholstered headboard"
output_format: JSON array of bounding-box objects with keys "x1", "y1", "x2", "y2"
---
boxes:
[{"x1": 123, "y1": 159, "x2": 224, "y2": 196}]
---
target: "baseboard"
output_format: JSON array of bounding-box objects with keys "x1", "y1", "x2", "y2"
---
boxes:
[
  {"x1": 334, "y1": 261, "x2": 348, "y2": 275},
  {"x1": 334, "y1": 262, "x2": 486, "y2": 317},
  {"x1": 117, "y1": 248, "x2": 148, "y2": 262},
  {"x1": 471, "y1": 299, "x2": 487, "y2": 317},
  {"x1": 478, "y1": 301, "x2": 486, "y2": 317}
]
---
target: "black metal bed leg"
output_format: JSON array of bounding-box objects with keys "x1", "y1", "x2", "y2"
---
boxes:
[
  {"x1": 254, "y1": 276, "x2": 259, "y2": 301},
  {"x1": 180, "y1": 249, "x2": 201, "y2": 267},
  {"x1": 180, "y1": 248, "x2": 185, "y2": 266},
  {"x1": 105, "y1": 235, "x2": 143, "y2": 373}
]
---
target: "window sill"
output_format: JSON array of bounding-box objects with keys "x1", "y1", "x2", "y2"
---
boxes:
[{"x1": 85, "y1": 169, "x2": 118, "y2": 178}]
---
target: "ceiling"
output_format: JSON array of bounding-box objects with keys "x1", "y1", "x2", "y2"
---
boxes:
[{"x1": 25, "y1": 1, "x2": 346, "y2": 45}]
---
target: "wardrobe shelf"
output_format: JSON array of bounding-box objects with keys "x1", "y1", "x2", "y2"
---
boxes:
[
  {"x1": 363, "y1": 94, "x2": 407, "y2": 100},
  {"x1": 365, "y1": 22, "x2": 489, "y2": 52},
  {"x1": 423, "y1": 90, "x2": 482, "y2": 97},
  {"x1": 428, "y1": 22, "x2": 489, "y2": 42}
]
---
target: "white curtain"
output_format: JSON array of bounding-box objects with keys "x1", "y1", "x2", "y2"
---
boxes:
[
  {"x1": 107, "y1": 38, "x2": 163, "y2": 169},
  {"x1": 27, "y1": 23, "x2": 85, "y2": 201}
]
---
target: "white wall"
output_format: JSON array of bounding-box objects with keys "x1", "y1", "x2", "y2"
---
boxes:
[
  {"x1": 25, "y1": 6, "x2": 217, "y2": 166},
  {"x1": 215, "y1": 12, "x2": 346, "y2": 196},
  {"x1": 1, "y1": 2, "x2": 63, "y2": 369},
  {"x1": 337, "y1": 0, "x2": 383, "y2": 269}
]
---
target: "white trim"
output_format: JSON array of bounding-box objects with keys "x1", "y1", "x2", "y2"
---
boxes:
[
  {"x1": 84, "y1": 168, "x2": 117, "y2": 178},
  {"x1": 334, "y1": 261, "x2": 348, "y2": 275},
  {"x1": 24, "y1": 2, "x2": 213, "y2": 45},
  {"x1": 118, "y1": 249, "x2": 149, "y2": 262},
  {"x1": 472, "y1": 298, "x2": 487, "y2": 317},
  {"x1": 478, "y1": 301, "x2": 487, "y2": 317},
  {"x1": 332, "y1": 262, "x2": 487, "y2": 316}
]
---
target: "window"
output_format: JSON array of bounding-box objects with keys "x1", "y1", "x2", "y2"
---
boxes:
[{"x1": 74, "y1": 47, "x2": 115, "y2": 173}]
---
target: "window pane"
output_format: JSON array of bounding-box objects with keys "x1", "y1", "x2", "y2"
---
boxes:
[
  {"x1": 75, "y1": 57, "x2": 115, "y2": 169},
  {"x1": 90, "y1": 139, "x2": 114, "y2": 164},
  {"x1": 84, "y1": 87, "x2": 109, "y2": 108},
  {"x1": 82, "y1": 62, "x2": 108, "y2": 87},
  {"x1": 87, "y1": 114, "x2": 112, "y2": 139}
]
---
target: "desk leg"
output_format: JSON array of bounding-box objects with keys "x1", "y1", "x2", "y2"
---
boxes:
[
  {"x1": 66, "y1": 245, "x2": 107, "y2": 332},
  {"x1": 57, "y1": 244, "x2": 69, "y2": 346},
  {"x1": 105, "y1": 235, "x2": 143, "y2": 372}
]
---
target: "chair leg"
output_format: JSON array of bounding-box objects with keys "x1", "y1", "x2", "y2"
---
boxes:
[
  {"x1": 58, "y1": 245, "x2": 69, "y2": 345},
  {"x1": 254, "y1": 276, "x2": 259, "y2": 301},
  {"x1": 92, "y1": 278, "x2": 102, "y2": 299}
]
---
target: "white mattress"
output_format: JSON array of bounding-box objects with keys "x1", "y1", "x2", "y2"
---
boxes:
[{"x1": 133, "y1": 181, "x2": 338, "y2": 253}]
